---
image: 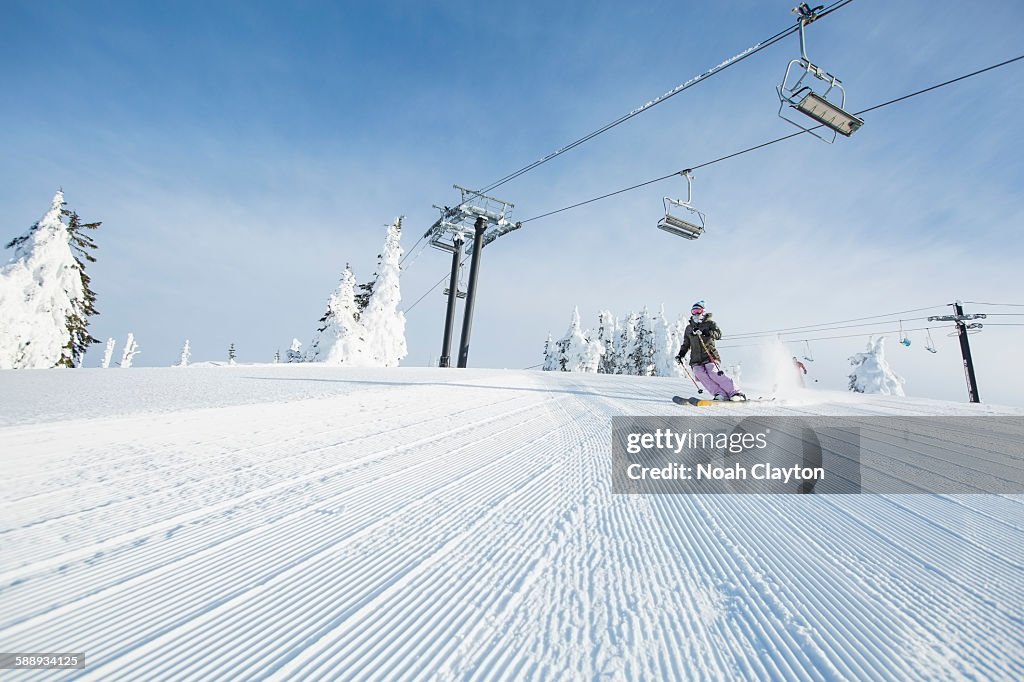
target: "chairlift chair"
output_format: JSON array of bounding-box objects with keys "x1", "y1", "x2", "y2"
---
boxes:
[
  {"x1": 801, "y1": 339, "x2": 815, "y2": 362},
  {"x1": 657, "y1": 170, "x2": 706, "y2": 240},
  {"x1": 777, "y1": 3, "x2": 864, "y2": 143},
  {"x1": 445, "y1": 259, "x2": 468, "y2": 299},
  {"x1": 924, "y1": 328, "x2": 938, "y2": 353},
  {"x1": 898, "y1": 320, "x2": 911, "y2": 347},
  {"x1": 442, "y1": 287, "x2": 467, "y2": 299}
]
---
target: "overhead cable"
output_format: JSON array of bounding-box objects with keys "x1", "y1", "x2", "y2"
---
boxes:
[
  {"x1": 519, "y1": 53, "x2": 1024, "y2": 224},
  {"x1": 474, "y1": 0, "x2": 857, "y2": 196}
]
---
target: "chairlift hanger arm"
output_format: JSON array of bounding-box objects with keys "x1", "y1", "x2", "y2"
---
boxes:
[
  {"x1": 674, "y1": 169, "x2": 694, "y2": 204},
  {"x1": 794, "y1": 4, "x2": 822, "y2": 62}
]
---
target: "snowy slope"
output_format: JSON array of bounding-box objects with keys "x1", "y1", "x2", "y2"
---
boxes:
[{"x1": 1, "y1": 367, "x2": 1022, "y2": 680}]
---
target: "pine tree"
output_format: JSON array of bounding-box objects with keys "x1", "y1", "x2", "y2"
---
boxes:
[
  {"x1": 228, "y1": 343, "x2": 237, "y2": 365},
  {"x1": 652, "y1": 305, "x2": 683, "y2": 377},
  {"x1": 287, "y1": 338, "x2": 303, "y2": 363},
  {"x1": 617, "y1": 313, "x2": 639, "y2": 375},
  {"x1": 542, "y1": 333, "x2": 557, "y2": 371},
  {"x1": 353, "y1": 244, "x2": 383, "y2": 316},
  {"x1": 596, "y1": 310, "x2": 620, "y2": 374},
  {"x1": 672, "y1": 315, "x2": 688, "y2": 355},
  {"x1": 101, "y1": 337, "x2": 115, "y2": 368},
  {"x1": 575, "y1": 327, "x2": 604, "y2": 373},
  {"x1": 310, "y1": 265, "x2": 366, "y2": 364},
  {"x1": 554, "y1": 335, "x2": 570, "y2": 371},
  {"x1": 120, "y1": 333, "x2": 139, "y2": 368},
  {"x1": 177, "y1": 340, "x2": 191, "y2": 367},
  {"x1": 551, "y1": 307, "x2": 603, "y2": 372},
  {"x1": 552, "y1": 313, "x2": 576, "y2": 372},
  {"x1": 848, "y1": 336, "x2": 906, "y2": 395},
  {"x1": 273, "y1": 350, "x2": 281, "y2": 364},
  {"x1": 61, "y1": 209, "x2": 101, "y2": 366},
  {"x1": 354, "y1": 279, "x2": 374, "y2": 316},
  {"x1": 0, "y1": 191, "x2": 97, "y2": 368},
  {"x1": 629, "y1": 308, "x2": 657, "y2": 376},
  {"x1": 359, "y1": 217, "x2": 407, "y2": 367}
]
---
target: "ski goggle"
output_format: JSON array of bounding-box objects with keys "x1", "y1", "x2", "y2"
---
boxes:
[{"x1": 691, "y1": 307, "x2": 704, "y2": 316}]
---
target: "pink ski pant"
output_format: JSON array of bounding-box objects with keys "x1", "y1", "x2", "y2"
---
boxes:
[{"x1": 692, "y1": 361, "x2": 737, "y2": 397}]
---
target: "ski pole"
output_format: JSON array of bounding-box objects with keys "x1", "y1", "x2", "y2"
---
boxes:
[
  {"x1": 677, "y1": 356, "x2": 704, "y2": 393},
  {"x1": 697, "y1": 335, "x2": 726, "y2": 376}
]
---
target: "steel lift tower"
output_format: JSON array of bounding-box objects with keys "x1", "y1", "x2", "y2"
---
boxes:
[{"x1": 425, "y1": 186, "x2": 519, "y2": 368}]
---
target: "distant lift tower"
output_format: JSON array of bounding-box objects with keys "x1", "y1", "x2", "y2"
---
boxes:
[
  {"x1": 426, "y1": 185, "x2": 519, "y2": 368},
  {"x1": 928, "y1": 302, "x2": 986, "y2": 403}
]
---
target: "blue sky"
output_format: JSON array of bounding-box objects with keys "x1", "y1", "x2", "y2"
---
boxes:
[{"x1": 2, "y1": 0, "x2": 1023, "y2": 404}]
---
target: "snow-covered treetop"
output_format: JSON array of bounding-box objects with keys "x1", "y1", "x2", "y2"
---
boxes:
[
  {"x1": 322, "y1": 265, "x2": 367, "y2": 366},
  {"x1": 0, "y1": 191, "x2": 87, "y2": 369},
  {"x1": 849, "y1": 336, "x2": 906, "y2": 396},
  {"x1": 6, "y1": 191, "x2": 66, "y2": 260},
  {"x1": 359, "y1": 217, "x2": 406, "y2": 367}
]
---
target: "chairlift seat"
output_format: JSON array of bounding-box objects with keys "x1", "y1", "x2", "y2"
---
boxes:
[
  {"x1": 795, "y1": 91, "x2": 863, "y2": 137},
  {"x1": 443, "y1": 287, "x2": 467, "y2": 299},
  {"x1": 657, "y1": 213, "x2": 704, "y2": 240}
]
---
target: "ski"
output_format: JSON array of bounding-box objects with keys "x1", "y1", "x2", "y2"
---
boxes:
[{"x1": 672, "y1": 395, "x2": 775, "y2": 407}]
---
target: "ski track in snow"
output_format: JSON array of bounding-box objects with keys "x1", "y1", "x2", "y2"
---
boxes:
[{"x1": 0, "y1": 366, "x2": 1022, "y2": 680}]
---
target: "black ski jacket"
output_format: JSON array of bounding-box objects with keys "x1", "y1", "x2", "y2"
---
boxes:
[{"x1": 677, "y1": 313, "x2": 722, "y2": 366}]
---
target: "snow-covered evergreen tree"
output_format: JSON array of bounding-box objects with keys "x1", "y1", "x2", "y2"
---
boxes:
[
  {"x1": 273, "y1": 350, "x2": 281, "y2": 364},
  {"x1": 552, "y1": 334, "x2": 570, "y2": 371},
  {"x1": 542, "y1": 333, "x2": 558, "y2": 371},
  {"x1": 543, "y1": 305, "x2": 724, "y2": 377},
  {"x1": 310, "y1": 265, "x2": 367, "y2": 365},
  {"x1": 652, "y1": 305, "x2": 683, "y2": 377},
  {"x1": 672, "y1": 315, "x2": 688, "y2": 351},
  {"x1": 61, "y1": 209, "x2": 101, "y2": 365},
  {"x1": 848, "y1": 336, "x2": 905, "y2": 396},
  {"x1": 353, "y1": 233, "x2": 383, "y2": 316},
  {"x1": 354, "y1": 278, "x2": 374, "y2": 316},
  {"x1": 359, "y1": 217, "x2": 407, "y2": 367},
  {"x1": 617, "y1": 313, "x2": 639, "y2": 375},
  {"x1": 573, "y1": 328, "x2": 604, "y2": 373},
  {"x1": 628, "y1": 308, "x2": 657, "y2": 376},
  {"x1": 596, "y1": 310, "x2": 620, "y2": 374},
  {"x1": 101, "y1": 337, "x2": 115, "y2": 368},
  {"x1": 228, "y1": 343, "x2": 237, "y2": 365},
  {"x1": 177, "y1": 340, "x2": 191, "y2": 367},
  {"x1": 287, "y1": 338, "x2": 303, "y2": 363},
  {"x1": 0, "y1": 191, "x2": 99, "y2": 368},
  {"x1": 120, "y1": 333, "x2": 139, "y2": 368},
  {"x1": 551, "y1": 307, "x2": 603, "y2": 372},
  {"x1": 544, "y1": 319, "x2": 573, "y2": 372}
]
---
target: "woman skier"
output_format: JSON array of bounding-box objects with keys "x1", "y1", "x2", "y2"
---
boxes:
[{"x1": 676, "y1": 300, "x2": 746, "y2": 401}]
